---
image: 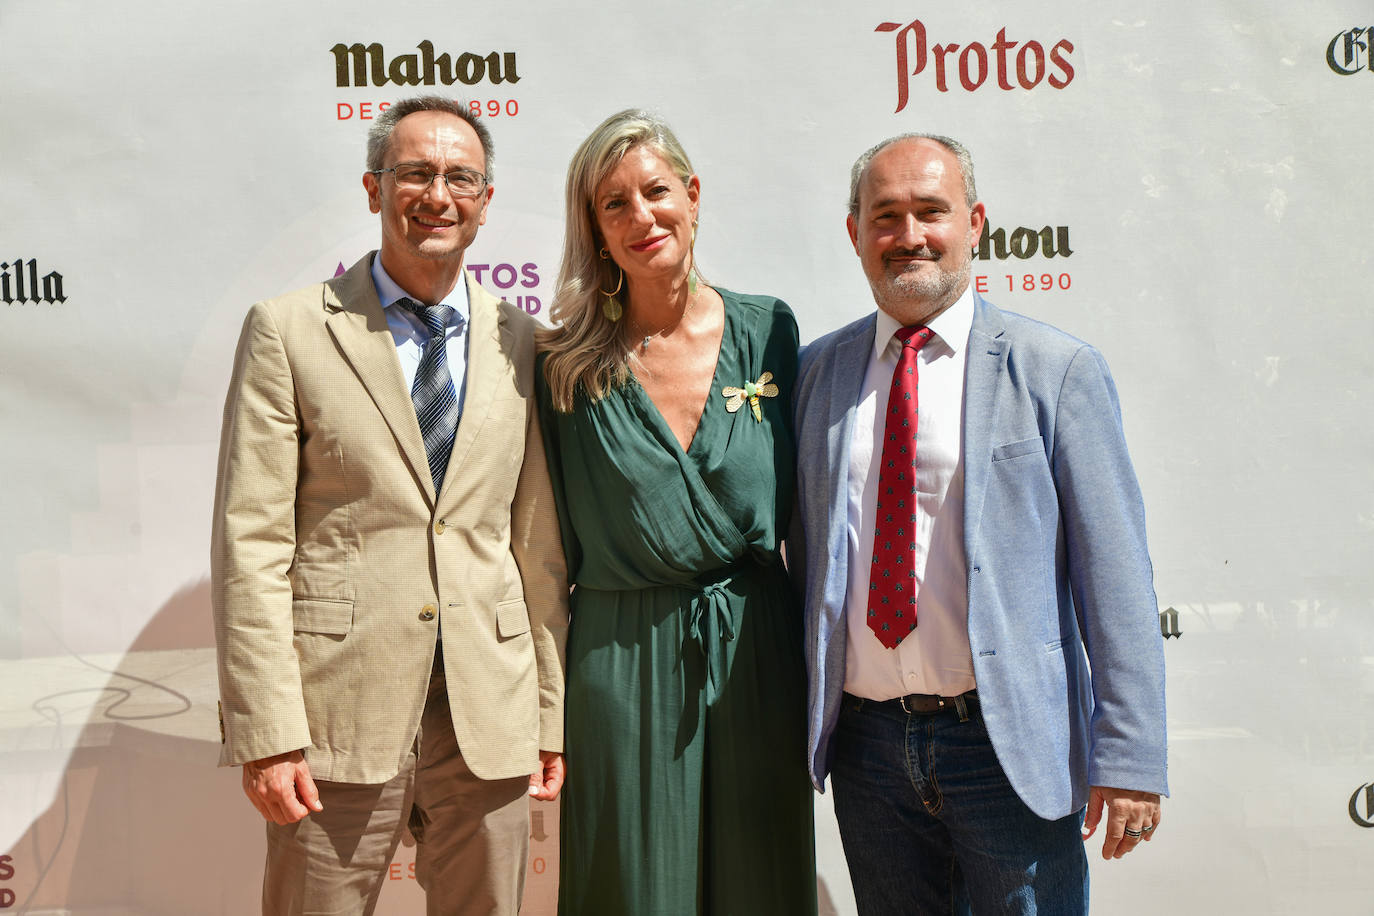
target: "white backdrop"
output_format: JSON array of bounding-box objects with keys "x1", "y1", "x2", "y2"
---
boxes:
[{"x1": 3, "y1": 0, "x2": 1373, "y2": 912}]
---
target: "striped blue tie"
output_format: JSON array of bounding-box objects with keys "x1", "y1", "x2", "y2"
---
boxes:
[{"x1": 397, "y1": 298, "x2": 461, "y2": 493}]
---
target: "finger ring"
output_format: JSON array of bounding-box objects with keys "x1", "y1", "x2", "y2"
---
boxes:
[
  {"x1": 1124, "y1": 827, "x2": 1143, "y2": 838},
  {"x1": 1142, "y1": 824, "x2": 1155, "y2": 833}
]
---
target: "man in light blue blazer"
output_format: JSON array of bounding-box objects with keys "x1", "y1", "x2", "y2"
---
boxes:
[{"x1": 793, "y1": 134, "x2": 1167, "y2": 914}]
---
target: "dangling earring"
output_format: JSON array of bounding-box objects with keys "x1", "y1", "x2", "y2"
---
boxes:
[
  {"x1": 687, "y1": 220, "x2": 700, "y2": 296},
  {"x1": 598, "y1": 248, "x2": 624, "y2": 321}
]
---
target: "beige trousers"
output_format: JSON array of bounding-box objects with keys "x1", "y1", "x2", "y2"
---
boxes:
[{"x1": 262, "y1": 660, "x2": 531, "y2": 915}]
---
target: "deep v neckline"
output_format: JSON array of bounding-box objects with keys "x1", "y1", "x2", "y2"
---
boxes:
[{"x1": 629, "y1": 293, "x2": 730, "y2": 461}]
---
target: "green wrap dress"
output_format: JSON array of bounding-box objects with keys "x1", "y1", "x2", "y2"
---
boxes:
[{"x1": 537, "y1": 290, "x2": 817, "y2": 916}]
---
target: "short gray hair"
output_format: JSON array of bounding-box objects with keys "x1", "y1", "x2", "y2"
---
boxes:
[
  {"x1": 365, "y1": 95, "x2": 494, "y2": 180},
  {"x1": 847, "y1": 133, "x2": 977, "y2": 216}
]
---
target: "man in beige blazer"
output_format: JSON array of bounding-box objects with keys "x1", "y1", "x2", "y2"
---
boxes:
[{"x1": 211, "y1": 95, "x2": 568, "y2": 915}]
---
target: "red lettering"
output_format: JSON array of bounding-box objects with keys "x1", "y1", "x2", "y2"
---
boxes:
[
  {"x1": 337, "y1": 102, "x2": 354, "y2": 120},
  {"x1": 1016, "y1": 41, "x2": 1046, "y2": 89},
  {"x1": 992, "y1": 28, "x2": 1016, "y2": 89},
  {"x1": 959, "y1": 42, "x2": 989, "y2": 90},
  {"x1": 359, "y1": 102, "x2": 374, "y2": 120},
  {"x1": 876, "y1": 20, "x2": 927, "y2": 114},
  {"x1": 1048, "y1": 39, "x2": 1075, "y2": 87},
  {"x1": 932, "y1": 43, "x2": 960, "y2": 92},
  {"x1": 975, "y1": 275, "x2": 989, "y2": 293},
  {"x1": 389, "y1": 863, "x2": 402, "y2": 880},
  {"x1": 879, "y1": 20, "x2": 1073, "y2": 100}
]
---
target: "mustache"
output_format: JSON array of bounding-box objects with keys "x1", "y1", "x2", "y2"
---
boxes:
[{"x1": 884, "y1": 246, "x2": 938, "y2": 262}]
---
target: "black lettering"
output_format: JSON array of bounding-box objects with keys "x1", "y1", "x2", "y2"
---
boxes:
[
  {"x1": 0, "y1": 263, "x2": 12, "y2": 304},
  {"x1": 331, "y1": 42, "x2": 385, "y2": 88},
  {"x1": 977, "y1": 223, "x2": 1008, "y2": 260},
  {"x1": 42, "y1": 270, "x2": 66, "y2": 304},
  {"x1": 1350, "y1": 784, "x2": 1374, "y2": 827},
  {"x1": 418, "y1": 41, "x2": 458, "y2": 86},
  {"x1": 1009, "y1": 227, "x2": 1038, "y2": 259},
  {"x1": 487, "y1": 51, "x2": 520, "y2": 85},
  {"x1": 456, "y1": 52, "x2": 485, "y2": 85},
  {"x1": 388, "y1": 52, "x2": 420, "y2": 86},
  {"x1": 1039, "y1": 227, "x2": 1073, "y2": 259}
]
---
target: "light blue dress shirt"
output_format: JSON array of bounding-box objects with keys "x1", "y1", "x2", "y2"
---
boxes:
[{"x1": 370, "y1": 255, "x2": 470, "y2": 414}]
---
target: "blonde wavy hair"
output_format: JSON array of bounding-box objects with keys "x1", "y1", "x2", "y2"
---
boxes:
[{"x1": 538, "y1": 109, "x2": 698, "y2": 413}]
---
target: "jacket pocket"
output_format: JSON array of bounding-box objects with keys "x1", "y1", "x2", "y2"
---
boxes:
[
  {"x1": 991, "y1": 436, "x2": 1044, "y2": 462},
  {"x1": 292, "y1": 597, "x2": 354, "y2": 635},
  {"x1": 495, "y1": 597, "x2": 531, "y2": 638}
]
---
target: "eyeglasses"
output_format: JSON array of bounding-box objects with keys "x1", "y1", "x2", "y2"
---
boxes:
[{"x1": 370, "y1": 164, "x2": 488, "y2": 198}]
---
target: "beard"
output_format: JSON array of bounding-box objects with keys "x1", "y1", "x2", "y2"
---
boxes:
[{"x1": 870, "y1": 246, "x2": 972, "y2": 321}]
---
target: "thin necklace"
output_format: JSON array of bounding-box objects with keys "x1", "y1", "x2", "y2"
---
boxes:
[{"x1": 629, "y1": 289, "x2": 699, "y2": 352}]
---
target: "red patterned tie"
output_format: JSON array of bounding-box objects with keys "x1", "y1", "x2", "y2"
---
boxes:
[{"x1": 868, "y1": 325, "x2": 934, "y2": 649}]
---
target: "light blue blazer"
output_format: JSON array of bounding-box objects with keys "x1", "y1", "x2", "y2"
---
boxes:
[{"x1": 792, "y1": 294, "x2": 1168, "y2": 820}]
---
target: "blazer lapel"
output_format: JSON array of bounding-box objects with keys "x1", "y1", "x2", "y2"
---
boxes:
[
  {"x1": 825, "y1": 317, "x2": 877, "y2": 496},
  {"x1": 325, "y1": 254, "x2": 435, "y2": 503},
  {"x1": 436, "y1": 272, "x2": 507, "y2": 505},
  {"x1": 817, "y1": 315, "x2": 877, "y2": 634},
  {"x1": 962, "y1": 294, "x2": 1007, "y2": 555}
]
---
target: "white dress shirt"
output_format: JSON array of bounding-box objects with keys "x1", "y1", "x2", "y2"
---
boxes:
[
  {"x1": 370, "y1": 256, "x2": 470, "y2": 411},
  {"x1": 843, "y1": 287, "x2": 976, "y2": 700}
]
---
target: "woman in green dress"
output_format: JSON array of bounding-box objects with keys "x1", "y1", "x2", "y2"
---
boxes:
[{"x1": 536, "y1": 110, "x2": 817, "y2": 915}]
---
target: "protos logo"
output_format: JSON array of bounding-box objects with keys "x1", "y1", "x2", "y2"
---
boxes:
[
  {"x1": 1159, "y1": 607, "x2": 1181, "y2": 640},
  {"x1": 1350, "y1": 783, "x2": 1374, "y2": 827},
  {"x1": 331, "y1": 41, "x2": 520, "y2": 88},
  {"x1": 876, "y1": 20, "x2": 1074, "y2": 112},
  {"x1": 1327, "y1": 28, "x2": 1373, "y2": 75}
]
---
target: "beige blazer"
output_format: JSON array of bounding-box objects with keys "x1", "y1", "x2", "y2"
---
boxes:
[{"x1": 211, "y1": 253, "x2": 568, "y2": 784}]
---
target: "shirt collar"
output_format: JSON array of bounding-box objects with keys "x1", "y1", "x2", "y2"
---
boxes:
[
  {"x1": 873, "y1": 285, "x2": 975, "y2": 363},
  {"x1": 370, "y1": 254, "x2": 470, "y2": 323}
]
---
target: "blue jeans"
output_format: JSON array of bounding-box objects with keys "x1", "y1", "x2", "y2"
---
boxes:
[{"x1": 830, "y1": 693, "x2": 1087, "y2": 916}]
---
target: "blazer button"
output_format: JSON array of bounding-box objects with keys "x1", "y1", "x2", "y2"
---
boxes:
[
  {"x1": 434, "y1": 519, "x2": 447, "y2": 535},
  {"x1": 419, "y1": 604, "x2": 436, "y2": 621}
]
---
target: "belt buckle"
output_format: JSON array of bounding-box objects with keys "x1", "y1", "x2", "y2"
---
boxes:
[{"x1": 899, "y1": 693, "x2": 945, "y2": 714}]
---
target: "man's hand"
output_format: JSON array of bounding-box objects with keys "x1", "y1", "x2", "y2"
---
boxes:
[
  {"x1": 242, "y1": 749, "x2": 323, "y2": 825},
  {"x1": 1082, "y1": 786, "x2": 1161, "y2": 859},
  {"x1": 528, "y1": 751, "x2": 565, "y2": 801}
]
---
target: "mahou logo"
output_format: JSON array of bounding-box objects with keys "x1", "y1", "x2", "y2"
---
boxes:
[
  {"x1": 876, "y1": 20, "x2": 1075, "y2": 112},
  {"x1": 975, "y1": 222, "x2": 1072, "y2": 261},
  {"x1": 331, "y1": 41, "x2": 520, "y2": 88},
  {"x1": 1328, "y1": 27, "x2": 1373, "y2": 75}
]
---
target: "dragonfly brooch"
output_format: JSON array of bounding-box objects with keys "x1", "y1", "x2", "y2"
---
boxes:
[{"x1": 722, "y1": 371, "x2": 779, "y2": 423}]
